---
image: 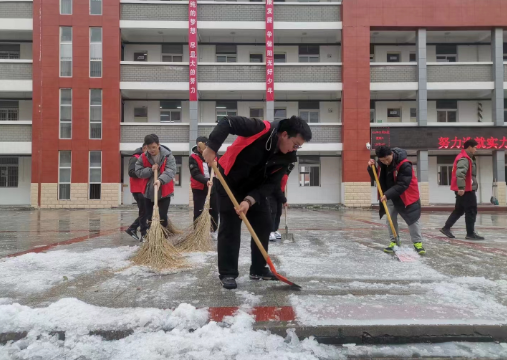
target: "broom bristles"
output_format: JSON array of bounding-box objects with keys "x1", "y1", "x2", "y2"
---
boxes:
[
  {"x1": 175, "y1": 198, "x2": 214, "y2": 252},
  {"x1": 166, "y1": 217, "x2": 183, "y2": 236},
  {"x1": 131, "y1": 209, "x2": 186, "y2": 270}
]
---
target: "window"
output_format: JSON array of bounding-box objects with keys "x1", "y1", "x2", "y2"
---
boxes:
[
  {"x1": 250, "y1": 108, "x2": 264, "y2": 120},
  {"x1": 90, "y1": 89, "x2": 102, "y2": 139},
  {"x1": 504, "y1": 43, "x2": 507, "y2": 61},
  {"x1": 60, "y1": 0, "x2": 72, "y2": 14},
  {"x1": 370, "y1": 44, "x2": 374, "y2": 61},
  {"x1": 160, "y1": 101, "x2": 181, "y2": 123},
  {"x1": 387, "y1": 108, "x2": 401, "y2": 122},
  {"x1": 299, "y1": 45, "x2": 319, "y2": 62},
  {"x1": 299, "y1": 156, "x2": 320, "y2": 187},
  {"x1": 410, "y1": 108, "x2": 417, "y2": 122},
  {"x1": 89, "y1": 151, "x2": 101, "y2": 199},
  {"x1": 58, "y1": 151, "x2": 71, "y2": 200},
  {"x1": 60, "y1": 27, "x2": 72, "y2": 77},
  {"x1": 134, "y1": 107, "x2": 148, "y2": 122},
  {"x1": 90, "y1": 28, "x2": 102, "y2": 77},
  {"x1": 386, "y1": 52, "x2": 401, "y2": 62},
  {"x1": 0, "y1": 101, "x2": 19, "y2": 121},
  {"x1": 299, "y1": 101, "x2": 319, "y2": 123},
  {"x1": 162, "y1": 45, "x2": 183, "y2": 62},
  {"x1": 60, "y1": 89, "x2": 72, "y2": 139},
  {"x1": 90, "y1": 0, "x2": 102, "y2": 15},
  {"x1": 216, "y1": 101, "x2": 237, "y2": 122},
  {"x1": 0, "y1": 157, "x2": 18, "y2": 188},
  {"x1": 274, "y1": 108, "x2": 286, "y2": 121},
  {"x1": 0, "y1": 44, "x2": 20, "y2": 59},
  {"x1": 409, "y1": 53, "x2": 416, "y2": 62},
  {"x1": 134, "y1": 52, "x2": 148, "y2": 62},
  {"x1": 250, "y1": 54, "x2": 263, "y2": 63},
  {"x1": 174, "y1": 156, "x2": 182, "y2": 186},
  {"x1": 437, "y1": 165, "x2": 453, "y2": 186},
  {"x1": 437, "y1": 100, "x2": 457, "y2": 123},
  {"x1": 370, "y1": 101, "x2": 375, "y2": 123},
  {"x1": 274, "y1": 53, "x2": 286, "y2": 63},
  {"x1": 436, "y1": 45, "x2": 457, "y2": 62},
  {"x1": 216, "y1": 45, "x2": 237, "y2": 63}
]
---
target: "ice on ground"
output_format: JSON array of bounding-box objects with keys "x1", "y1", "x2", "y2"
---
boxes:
[
  {"x1": 235, "y1": 291, "x2": 262, "y2": 309},
  {"x1": 0, "y1": 298, "x2": 341, "y2": 360},
  {"x1": 0, "y1": 247, "x2": 136, "y2": 296}
]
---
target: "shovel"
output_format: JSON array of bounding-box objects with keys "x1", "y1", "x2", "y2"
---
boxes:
[
  {"x1": 281, "y1": 190, "x2": 294, "y2": 242},
  {"x1": 199, "y1": 143, "x2": 301, "y2": 290}
]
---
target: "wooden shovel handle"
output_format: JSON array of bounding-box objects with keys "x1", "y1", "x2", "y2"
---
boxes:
[
  {"x1": 153, "y1": 168, "x2": 158, "y2": 209},
  {"x1": 371, "y1": 164, "x2": 398, "y2": 239}
]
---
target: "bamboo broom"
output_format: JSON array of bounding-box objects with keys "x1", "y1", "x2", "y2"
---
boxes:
[{"x1": 131, "y1": 168, "x2": 185, "y2": 270}]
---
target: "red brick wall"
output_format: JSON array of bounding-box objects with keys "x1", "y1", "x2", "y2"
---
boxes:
[
  {"x1": 32, "y1": 0, "x2": 120, "y2": 204},
  {"x1": 341, "y1": 0, "x2": 507, "y2": 183}
]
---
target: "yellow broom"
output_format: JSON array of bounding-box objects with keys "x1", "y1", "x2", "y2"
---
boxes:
[
  {"x1": 175, "y1": 169, "x2": 215, "y2": 252},
  {"x1": 166, "y1": 217, "x2": 183, "y2": 236},
  {"x1": 131, "y1": 168, "x2": 186, "y2": 270}
]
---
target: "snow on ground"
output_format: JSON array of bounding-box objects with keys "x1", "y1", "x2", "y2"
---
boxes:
[
  {"x1": 0, "y1": 298, "x2": 340, "y2": 360},
  {"x1": 289, "y1": 277, "x2": 507, "y2": 326},
  {"x1": 0, "y1": 247, "x2": 137, "y2": 296}
]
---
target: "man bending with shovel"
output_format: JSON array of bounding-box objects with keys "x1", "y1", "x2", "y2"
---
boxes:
[
  {"x1": 367, "y1": 146, "x2": 426, "y2": 255},
  {"x1": 202, "y1": 115, "x2": 312, "y2": 289}
]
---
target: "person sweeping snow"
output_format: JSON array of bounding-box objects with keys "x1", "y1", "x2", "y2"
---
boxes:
[
  {"x1": 202, "y1": 115, "x2": 312, "y2": 290},
  {"x1": 125, "y1": 143, "x2": 148, "y2": 242},
  {"x1": 135, "y1": 134, "x2": 177, "y2": 242},
  {"x1": 367, "y1": 146, "x2": 426, "y2": 255}
]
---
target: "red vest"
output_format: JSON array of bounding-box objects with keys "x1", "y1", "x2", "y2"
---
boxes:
[
  {"x1": 377, "y1": 159, "x2": 419, "y2": 207},
  {"x1": 451, "y1": 149, "x2": 473, "y2": 192},
  {"x1": 219, "y1": 121, "x2": 271, "y2": 176},
  {"x1": 190, "y1": 153, "x2": 205, "y2": 190},
  {"x1": 130, "y1": 154, "x2": 148, "y2": 194},
  {"x1": 141, "y1": 153, "x2": 174, "y2": 197},
  {"x1": 281, "y1": 174, "x2": 288, "y2": 192}
]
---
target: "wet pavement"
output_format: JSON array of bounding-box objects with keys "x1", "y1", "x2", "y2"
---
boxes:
[{"x1": 1, "y1": 207, "x2": 507, "y2": 345}]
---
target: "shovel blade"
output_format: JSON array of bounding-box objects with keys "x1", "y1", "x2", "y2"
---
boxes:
[{"x1": 274, "y1": 272, "x2": 302, "y2": 290}]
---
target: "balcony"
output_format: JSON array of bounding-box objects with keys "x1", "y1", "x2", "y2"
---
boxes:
[
  {"x1": 0, "y1": 0, "x2": 33, "y2": 31},
  {"x1": 120, "y1": 62, "x2": 188, "y2": 91},
  {"x1": 0, "y1": 121, "x2": 32, "y2": 154},
  {"x1": 427, "y1": 63, "x2": 492, "y2": 84},
  {"x1": 0, "y1": 60, "x2": 32, "y2": 92}
]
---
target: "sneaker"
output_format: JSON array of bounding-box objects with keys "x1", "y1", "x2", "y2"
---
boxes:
[
  {"x1": 466, "y1": 233, "x2": 485, "y2": 241},
  {"x1": 140, "y1": 235, "x2": 147, "y2": 243},
  {"x1": 269, "y1": 232, "x2": 277, "y2": 241},
  {"x1": 250, "y1": 268, "x2": 278, "y2": 281},
  {"x1": 440, "y1": 227, "x2": 455, "y2": 239},
  {"x1": 383, "y1": 241, "x2": 397, "y2": 254},
  {"x1": 125, "y1": 228, "x2": 140, "y2": 241},
  {"x1": 210, "y1": 232, "x2": 218, "y2": 241},
  {"x1": 275, "y1": 231, "x2": 282, "y2": 239},
  {"x1": 220, "y1": 276, "x2": 237, "y2": 290},
  {"x1": 413, "y1": 242, "x2": 426, "y2": 255}
]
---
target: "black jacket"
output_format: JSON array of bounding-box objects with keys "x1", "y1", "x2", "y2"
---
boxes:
[
  {"x1": 207, "y1": 116, "x2": 298, "y2": 205},
  {"x1": 128, "y1": 147, "x2": 144, "y2": 179},
  {"x1": 367, "y1": 148, "x2": 421, "y2": 225},
  {"x1": 189, "y1": 146, "x2": 208, "y2": 186}
]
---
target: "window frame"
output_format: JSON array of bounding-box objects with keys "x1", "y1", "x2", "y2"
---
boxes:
[
  {"x1": 160, "y1": 109, "x2": 182, "y2": 123},
  {"x1": 173, "y1": 156, "x2": 182, "y2": 187},
  {"x1": 437, "y1": 164, "x2": 453, "y2": 186},
  {"x1": 249, "y1": 54, "x2": 263, "y2": 63},
  {"x1": 249, "y1": 108, "x2": 264, "y2": 120},
  {"x1": 274, "y1": 107, "x2": 287, "y2": 121},
  {"x1": 90, "y1": 89, "x2": 102, "y2": 139},
  {"x1": 60, "y1": 0, "x2": 72, "y2": 15},
  {"x1": 90, "y1": 27, "x2": 102, "y2": 78},
  {"x1": 89, "y1": 151, "x2": 102, "y2": 200},
  {"x1": 0, "y1": 44, "x2": 20, "y2": 59},
  {"x1": 437, "y1": 109, "x2": 458, "y2": 123},
  {"x1": 58, "y1": 151, "x2": 71, "y2": 200},
  {"x1": 298, "y1": 157, "x2": 321, "y2": 187},
  {"x1": 409, "y1": 52, "x2": 416, "y2": 62},
  {"x1": 0, "y1": 101, "x2": 19, "y2": 121},
  {"x1": 59, "y1": 88, "x2": 72, "y2": 139},
  {"x1": 60, "y1": 27, "x2": 72, "y2": 77},
  {"x1": 387, "y1": 108, "x2": 402, "y2": 121},
  {"x1": 410, "y1": 107, "x2": 417, "y2": 122},
  {"x1": 0, "y1": 157, "x2": 19, "y2": 188},
  {"x1": 134, "y1": 107, "x2": 148, "y2": 122},
  {"x1": 299, "y1": 109, "x2": 319, "y2": 123},
  {"x1": 90, "y1": 0, "x2": 102, "y2": 15},
  {"x1": 274, "y1": 53, "x2": 286, "y2": 63}
]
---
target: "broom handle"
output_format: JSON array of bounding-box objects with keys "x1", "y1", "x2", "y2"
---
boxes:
[
  {"x1": 371, "y1": 164, "x2": 398, "y2": 239},
  {"x1": 206, "y1": 168, "x2": 215, "y2": 199},
  {"x1": 284, "y1": 188, "x2": 288, "y2": 226},
  {"x1": 210, "y1": 161, "x2": 270, "y2": 261},
  {"x1": 153, "y1": 168, "x2": 159, "y2": 209}
]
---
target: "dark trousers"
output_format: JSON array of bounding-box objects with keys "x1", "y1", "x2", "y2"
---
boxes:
[
  {"x1": 444, "y1": 191, "x2": 478, "y2": 235},
  {"x1": 192, "y1": 188, "x2": 219, "y2": 232},
  {"x1": 145, "y1": 196, "x2": 171, "y2": 228},
  {"x1": 129, "y1": 193, "x2": 148, "y2": 236},
  {"x1": 216, "y1": 181, "x2": 272, "y2": 279},
  {"x1": 268, "y1": 196, "x2": 283, "y2": 232}
]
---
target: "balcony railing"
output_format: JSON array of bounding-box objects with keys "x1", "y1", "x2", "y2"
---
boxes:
[
  {"x1": 198, "y1": 64, "x2": 264, "y2": 83},
  {"x1": 0, "y1": 1, "x2": 33, "y2": 19},
  {"x1": 0, "y1": 122, "x2": 32, "y2": 143},
  {"x1": 370, "y1": 63, "x2": 417, "y2": 83},
  {"x1": 120, "y1": 62, "x2": 189, "y2": 83},
  {"x1": 120, "y1": 123, "x2": 190, "y2": 143},
  {"x1": 275, "y1": 64, "x2": 342, "y2": 83},
  {"x1": 427, "y1": 63, "x2": 492, "y2": 82},
  {"x1": 0, "y1": 60, "x2": 32, "y2": 80}
]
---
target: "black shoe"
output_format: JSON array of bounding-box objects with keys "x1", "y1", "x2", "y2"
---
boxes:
[
  {"x1": 220, "y1": 276, "x2": 237, "y2": 290},
  {"x1": 466, "y1": 233, "x2": 485, "y2": 241},
  {"x1": 125, "y1": 228, "x2": 140, "y2": 241},
  {"x1": 439, "y1": 227, "x2": 455, "y2": 239},
  {"x1": 140, "y1": 234, "x2": 146, "y2": 243},
  {"x1": 250, "y1": 268, "x2": 278, "y2": 281}
]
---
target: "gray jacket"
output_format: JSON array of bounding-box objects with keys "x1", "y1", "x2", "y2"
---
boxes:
[
  {"x1": 455, "y1": 151, "x2": 478, "y2": 191},
  {"x1": 135, "y1": 145, "x2": 177, "y2": 200}
]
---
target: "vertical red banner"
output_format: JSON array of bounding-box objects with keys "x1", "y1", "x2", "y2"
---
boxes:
[
  {"x1": 265, "y1": 0, "x2": 274, "y2": 102},
  {"x1": 189, "y1": 0, "x2": 198, "y2": 101}
]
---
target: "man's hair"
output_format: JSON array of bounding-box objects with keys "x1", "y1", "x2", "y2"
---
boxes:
[
  {"x1": 142, "y1": 142, "x2": 147, "y2": 147},
  {"x1": 144, "y1": 134, "x2": 159, "y2": 146},
  {"x1": 375, "y1": 146, "x2": 392, "y2": 158},
  {"x1": 196, "y1": 136, "x2": 208, "y2": 145},
  {"x1": 463, "y1": 139, "x2": 478, "y2": 149},
  {"x1": 278, "y1": 116, "x2": 312, "y2": 142}
]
